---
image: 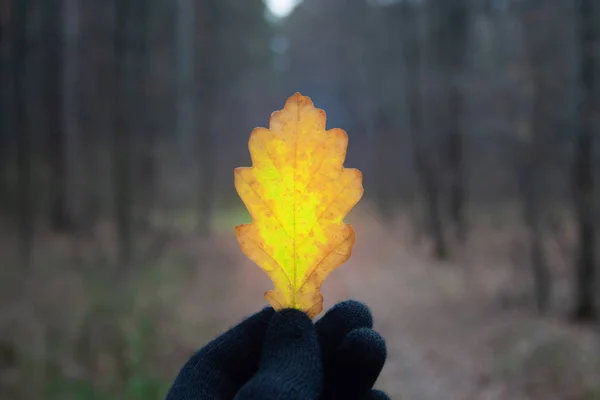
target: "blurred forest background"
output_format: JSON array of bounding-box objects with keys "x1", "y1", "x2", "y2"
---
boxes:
[{"x1": 0, "y1": 0, "x2": 599, "y2": 398}]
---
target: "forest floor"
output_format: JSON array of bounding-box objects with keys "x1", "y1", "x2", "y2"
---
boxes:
[
  {"x1": 166, "y1": 205, "x2": 600, "y2": 400},
  {"x1": 1, "y1": 205, "x2": 599, "y2": 399}
]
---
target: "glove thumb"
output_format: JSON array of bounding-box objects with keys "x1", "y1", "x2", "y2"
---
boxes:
[{"x1": 234, "y1": 309, "x2": 323, "y2": 400}]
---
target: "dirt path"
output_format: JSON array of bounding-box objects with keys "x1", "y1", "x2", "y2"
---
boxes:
[
  {"x1": 208, "y1": 214, "x2": 477, "y2": 399},
  {"x1": 332, "y1": 244, "x2": 474, "y2": 399},
  {"x1": 178, "y1": 211, "x2": 599, "y2": 400}
]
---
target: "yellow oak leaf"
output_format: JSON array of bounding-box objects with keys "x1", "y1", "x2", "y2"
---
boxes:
[{"x1": 234, "y1": 93, "x2": 364, "y2": 318}]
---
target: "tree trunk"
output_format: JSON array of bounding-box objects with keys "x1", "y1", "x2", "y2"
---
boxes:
[
  {"x1": 42, "y1": 0, "x2": 73, "y2": 231},
  {"x1": 62, "y1": 0, "x2": 81, "y2": 229},
  {"x1": 435, "y1": 0, "x2": 469, "y2": 244},
  {"x1": 12, "y1": 0, "x2": 33, "y2": 267},
  {"x1": 137, "y1": 0, "x2": 156, "y2": 230},
  {"x1": 197, "y1": 126, "x2": 215, "y2": 237},
  {"x1": 0, "y1": 4, "x2": 9, "y2": 211},
  {"x1": 373, "y1": 110, "x2": 397, "y2": 221},
  {"x1": 129, "y1": 0, "x2": 153, "y2": 231},
  {"x1": 401, "y1": 2, "x2": 448, "y2": 259},
  {"x1": 446, "y1": 83, "x2": 466, "y2": 243},
  {"x1": 176, "y1": 0, "x2": 196, "y2": 163},
  {"x1": 196, "y1": 0, "x2": 220, "y2": 236},
  {"x1": 571, "y1": 0, "x2": 597, "y2": 321},
  {"x1": 517, "y1": 135, "x2": 551, "y2": 314},
  {"x1": 113, "y1": 0, "x2": 134, "y2": 269},
  {"x1": 517, "y1": 0, "x2": 554, "y2": 315}
]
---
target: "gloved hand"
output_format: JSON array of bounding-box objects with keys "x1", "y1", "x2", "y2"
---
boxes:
[{"x1": 165, "y1": 300, "x2": 390, "y2": 400}]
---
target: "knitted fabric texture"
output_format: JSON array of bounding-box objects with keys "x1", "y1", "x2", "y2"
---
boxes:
[{"x1": 165, "y1": 300, "x2": 390, "y2": 400}]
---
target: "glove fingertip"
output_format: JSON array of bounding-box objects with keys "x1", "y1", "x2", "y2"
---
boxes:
[
  {"x1": 328, "y1": 328, "x2": 387, "y2": 397},
  {"x1": 341, "y1": 327, "x2": 387, "y2": 363},
  {"x1": 315, "y1": 300, "x2": 374, "y2": 357},
  {"x1": 332, "y1": 300, "x2": 374, "y2": 325}
]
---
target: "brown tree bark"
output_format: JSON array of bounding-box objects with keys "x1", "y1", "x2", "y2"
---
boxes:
[
  {"x1": 11, "y1": 0, "x2": 33, "y2": 267},
  {"x1": 112, "y1": 0, "x2": 134, "y2": 269},
  {"x1": 571, "y1": 0, "x2": 597, "y2": 321},
  {"x1": 401, "y1": 2, "x2": 448, "y2": 259},
  {"x1": 442, "y1": 0, "x2": 469, "y2": 244},
  {"x1": 196, "y1": 0, "x2": 220, "y2": 236},
  {"x1": 42, "y1": 0, "x2": 72, "y2": 231}
]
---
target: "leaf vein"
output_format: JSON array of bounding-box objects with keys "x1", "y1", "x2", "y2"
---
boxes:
[
  {"x1": 238, "y1": 228, "x2": 294, "y2": 288},
  {"x1": 297, "y1": 232, "x2": 353, "y2": 293},
  {"x1": 296, "y1": 174, "x2": 355, "y2": 249},
  {"x1": 303, "y1": 138, "x2": 332, "y2": 193},
  {"x1": 238, "y1": 172, "x2": 292, "y2": 239}
]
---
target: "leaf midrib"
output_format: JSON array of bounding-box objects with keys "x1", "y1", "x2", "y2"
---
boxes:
[{"x1": 292, "y1": 103, "x2": 299, "y2": 306}]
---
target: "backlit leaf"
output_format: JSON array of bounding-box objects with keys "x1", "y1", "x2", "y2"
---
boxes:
[{"x1": 234, "y1": 93, "x2": 363, "y2": 318}]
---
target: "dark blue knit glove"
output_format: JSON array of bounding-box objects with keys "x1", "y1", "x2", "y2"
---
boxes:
[{"x1": 165, "y1": 300, "x2": 389, "y2": 400}]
